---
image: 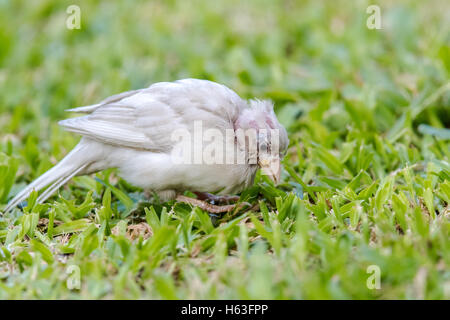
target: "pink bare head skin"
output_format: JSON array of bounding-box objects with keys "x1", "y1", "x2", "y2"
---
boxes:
[{"x1": 234, "y1": 99, "x2": 289, "y2": 156}]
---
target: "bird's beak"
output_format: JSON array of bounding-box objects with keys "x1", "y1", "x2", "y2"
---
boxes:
[{"x1": 258, "y1": 156, "x2": 281, "y2": 184}]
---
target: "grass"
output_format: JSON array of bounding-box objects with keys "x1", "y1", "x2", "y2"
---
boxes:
[{"x1": 0, "y1": 0, "x2": 449, "y2": 299}]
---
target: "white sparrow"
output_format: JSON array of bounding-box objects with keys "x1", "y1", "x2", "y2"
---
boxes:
[{"x1": 4, "y1": 79, "x2": 289, "y2": 213}]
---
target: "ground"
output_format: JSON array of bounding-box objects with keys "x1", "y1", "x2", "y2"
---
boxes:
[{"x1": 0, "y1": 0, "x2": 449, "y2": 299}]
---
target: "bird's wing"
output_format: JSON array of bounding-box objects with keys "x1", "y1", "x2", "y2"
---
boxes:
[
  {"x1": 59, "y1": 79, "x2": 246, "y2": 151},
  {"x1": 66, "y1": 88, "x2": 143, "y2": 113}
]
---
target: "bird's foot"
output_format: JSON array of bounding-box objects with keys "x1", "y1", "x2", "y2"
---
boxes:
[
  {"x1": 193, "y1": 192, "x2": 240, "y2": 205},
  {"x1": 176, "y1": 194, "x2": 249, "y2": 214}
]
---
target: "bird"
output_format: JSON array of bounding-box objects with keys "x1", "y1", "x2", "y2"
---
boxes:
[{"x1": 3, "y1": 79, "x2": 289, "y2": 214}]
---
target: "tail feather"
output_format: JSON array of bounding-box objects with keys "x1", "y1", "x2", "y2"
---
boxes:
[
  {"x1": 36, "y1": 164, "x2": 88, "y2": 204},
  {"x1": 3, "y1": 142, "x2": 93, "y2": 213}
]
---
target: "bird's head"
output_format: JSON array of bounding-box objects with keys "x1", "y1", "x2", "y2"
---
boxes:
[{"x1": 234, "y1": 99, "x2": 289, "y2": 184}]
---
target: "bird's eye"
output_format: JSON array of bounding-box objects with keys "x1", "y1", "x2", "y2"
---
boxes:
[{"x1": 259, "y1": 142, "x2": 268, "y2": 152}]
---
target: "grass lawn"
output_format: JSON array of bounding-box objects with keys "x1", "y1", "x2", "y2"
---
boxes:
[{"x1": 0, "y1": 0, "x2": 449, "y2": 299}]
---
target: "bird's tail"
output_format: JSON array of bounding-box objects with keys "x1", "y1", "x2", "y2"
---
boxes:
[{"x1": 3, "y1": 142, "x2": 93, "y2": 213}]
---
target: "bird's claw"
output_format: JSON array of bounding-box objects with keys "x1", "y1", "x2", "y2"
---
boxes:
[
  {"x1": 193, "y1": 192, "x2": 240, "y2": 205},
  {"x1": 176, "y1": 195, "x2": 251, "y2": 214}
]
